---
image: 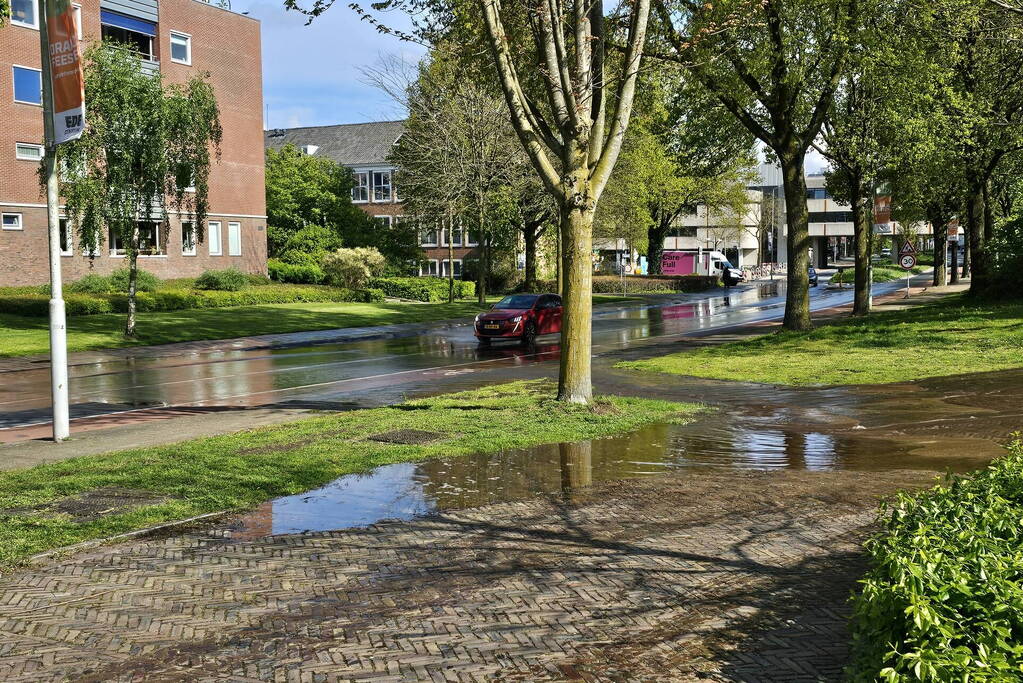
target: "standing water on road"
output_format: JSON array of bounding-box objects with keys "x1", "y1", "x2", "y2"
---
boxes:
[{"x1": 229, "y1": 368, "x2": 1019, "y2": 536}]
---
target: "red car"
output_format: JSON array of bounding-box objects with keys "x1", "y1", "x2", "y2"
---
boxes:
[{"x1": 474, "y1": 293, "x2": 563, "y2": 345}]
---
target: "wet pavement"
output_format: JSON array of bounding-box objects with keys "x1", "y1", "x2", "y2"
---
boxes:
[
  {"x1": 0, "y1": 277, "x2": 907, "y2": 437},
  {"x1": 228, "y1": 364, "x2": 1015, "y2": 536}
]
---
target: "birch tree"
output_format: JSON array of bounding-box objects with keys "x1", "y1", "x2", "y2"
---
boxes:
[{"x1": 59, "y1": 42, "x2": 221, "y2": 337}]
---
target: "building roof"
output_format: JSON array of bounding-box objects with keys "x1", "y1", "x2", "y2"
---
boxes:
[{"x1": 264, "y1": 120, "x2": 406, "y2": 167}]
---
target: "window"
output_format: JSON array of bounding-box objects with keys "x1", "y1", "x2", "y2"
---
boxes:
[
  {"x1": 352, "y1": 172, "x2": 369, "y2": 202},
  {"x1": 2, "y1": 213, "x2": 23, "y2": 230},
  {"x1": 170, "y1": 32, "x2": 191, "y2": 65},
  {"x1": 806, "y1": 188, "x2": 830, "y2": 200},
  {"x1": 100, "y1": 11, "x2": 156, "y2": 61},
  {"x1": 441, "y1": 226, "x2": 462, "y2": 247},
  {"x1": 808, "y1": 211, "x2": 854, "y2": 223},
  {"x1": 465, "y1": 230, "x2": 479, "y2": 247},
  {"x1": 373, "y1": 215, "x2": 392, "y2": 228},
  {"x1": 72, "y1": 4, "x2": 82, "y2": 39},
  {"x1": 109, "y1": 222, "x2": 164, "y2": 256},
  {"x1": 227, "y1": 222, "x2": 241, "y2": 256},
  {"x1": 420, "y1": 227, "x2": 438, "y2": 247},
  {"x1": 59, "y1": 218, "x2": 73, "y2": 255},
  {"x1": 11, "y1": 0, "x2": 37, "y2": 28},
  {"x1": 208, "y1": 221, "x2": 222, "y2": 255},
  {"x1": 181, "y1": 221, "x2": 196, "y2": 255},
  {"x1": 372, "y1": 170, "x2": 392, "y2": 202},
  {"x1": 441, "y1": 259, "x2": 463, "y2": 277},
  {"x1": 13, "y1": 66, "x2": 42, "y2": 105},
  {"x1": 16, "y1": 143, "x2": 44, "y2": 161},
  {"x1": 420, "y1": 260, "x2": 439, "y2": 277}
]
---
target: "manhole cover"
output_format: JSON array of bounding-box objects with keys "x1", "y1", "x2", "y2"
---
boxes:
[
  {"x1": 0, "y1": 487, "x2": 173, "y2": 523},
  {"x1": 367, "y1": 429, "x2": 447, "y2": 445}
]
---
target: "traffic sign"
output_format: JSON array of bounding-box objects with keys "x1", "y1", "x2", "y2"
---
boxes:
[
  {"x1": 899, "y1": 241, "x2": 916, "y2": 256},
  {"x1": 900, "y1": 254, "x2": 917, "y2": 270}
]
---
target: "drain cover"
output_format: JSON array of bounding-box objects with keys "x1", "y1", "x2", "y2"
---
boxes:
[
  {"x1": 1, "y1": 487, "x2": 173, "y2": 523},
  {"x1": 367, "y1": 429, "x2": 447, "y2": 445}
]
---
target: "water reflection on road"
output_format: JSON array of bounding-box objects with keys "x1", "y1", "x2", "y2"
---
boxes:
[{"x1": 231, "y1": 368, "x2": 1019, "y2": 536}]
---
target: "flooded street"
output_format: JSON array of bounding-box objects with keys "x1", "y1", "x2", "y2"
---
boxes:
[
  {"x1": 1, "y1": 279, "x2": 879, "y2": 432},
  {"x1": 231, "y1": 367, "x2": 1017, "y2": 536}
]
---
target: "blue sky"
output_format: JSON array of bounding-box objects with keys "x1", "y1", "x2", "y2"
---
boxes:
[{"x1": 231, "y1": 0, "x2": 424, "y2": 130}]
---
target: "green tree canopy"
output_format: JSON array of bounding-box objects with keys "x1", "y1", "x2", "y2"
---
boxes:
[{"x1": 59, "y1": 41, "x2": 222, "y2": 337}]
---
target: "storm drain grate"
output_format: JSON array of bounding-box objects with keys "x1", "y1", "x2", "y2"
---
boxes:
[
  {"x1": 0, "y1": 487, "x2": 174, "y2": 523},
  {"x1": 367, "y1": 429, "x2": 447, "y2": 445}
]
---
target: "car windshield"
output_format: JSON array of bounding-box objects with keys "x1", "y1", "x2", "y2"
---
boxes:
[{"x1": 493, "y1": 295, "x2": 539, "y2": 310}]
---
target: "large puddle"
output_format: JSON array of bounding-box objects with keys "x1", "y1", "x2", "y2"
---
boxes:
[{"x1": 230, "y1": 369, "x2": 1020, "y2": 537}]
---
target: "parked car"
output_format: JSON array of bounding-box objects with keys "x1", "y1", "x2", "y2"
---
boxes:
[
  {"x1": 475, "y1": 293, "x2": 562, "y2": 346},
  {"x1": 880, "y1": 247, "x2": 892, "y2": 258},
  {"x1": 808, "y1": 266, "x2": 819, "y2": 287}
]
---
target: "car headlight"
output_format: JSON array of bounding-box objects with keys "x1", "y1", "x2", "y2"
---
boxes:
[
  {"x1": 511, "y1": 316, "x2": 523, "y2": 323},
  {"x1": 475, "y1": 314, "x2": 482, "y2": 322}
]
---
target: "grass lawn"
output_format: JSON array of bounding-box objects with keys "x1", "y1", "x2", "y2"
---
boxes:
[
  {"x1": 617, "y1": 296, "x2": 1023, "y2": 386},
  {"x1": 0, "y1": 380, "x2": 700, "y2": 566},
  {"x1": 832, "y1": 264, "x2": 928, "y2": 284},
  {"x1": 0, "y1": 294, "x2": 635, "y2": 358}
]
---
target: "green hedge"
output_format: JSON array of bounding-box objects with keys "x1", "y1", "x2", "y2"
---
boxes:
[
  {"x1": 368, "y1": 276, "x2": 476, "y2": 302},
  {"x1": 268, "y1": 258, "x2": 325, "y2": 284},
  {"x1": 0, "y1": 285, "x2": 383, "y2": 317},
  {"x1": 850, "y1": 441, "x2": 1023, "y2": 681},
  {"x1": 833, "y1": 265, "x2": 926, "y2": 284}
]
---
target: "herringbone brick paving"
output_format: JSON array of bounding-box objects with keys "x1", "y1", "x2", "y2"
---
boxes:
[{"x1": 0, "y1": 469, "x2": 934, "y2": 681}]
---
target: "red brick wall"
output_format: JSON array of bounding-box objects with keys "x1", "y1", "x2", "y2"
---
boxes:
[{"x1": 0, "y1": 0, "x2": 266, "y2": 286}]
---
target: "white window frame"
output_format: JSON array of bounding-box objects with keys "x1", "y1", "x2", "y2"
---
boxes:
[
  {"x1": 208, "y1": 220, "x2": 222, "y2": 255},
  {"x1": 59, "y1": 218, "x2": 73, "y2": 256},
  {"x1": 420, "y1": 226, "x2": 438, "y2": 247},
  {"x1": 12, "y1": 65, "x2": 42, "y2": 106},
  {"x1": 169, "y1": 31, "x2": 192, "y2": 65},
  {"x1": 441, "y1": 225, "x2": 463, "y2": 247},
  {"x1": 2, "y1": 213, "x2": 24, "y2": 231},
  {"x1": 373, "y1": 215, "x2": 392, "y2": 228},
  {"x1": 371, "y1": 170, "x2": 392, "y2": 203},
  {"x1": 441, "y1": 259, "x2": 463, "y2": 278},
  {"x1": 181, "y1": 221, "x2": 197, "y2": 256},
  {"x1": 109, "y1": 222, "x2": 165, "y2": 257},
  {"x1": 11, "y1": 0, "x2": 39, "y2": 29},
  {"x1": 465, "y1": 230, "x2": 479, "y2": 247},
  {"x1": 15, "y1": 143, "x2": 44, "y2": 161},
  {"x1": 420, "y1": 259, "x2": 439, "y2": 277},
  {"x1": 227, "y1": 221, "x2": 242, "y2": 256},
  {"x1": 352, "y1": 171, "x2": 369, "y2": 203},
  {"x1": 72, "y1": 4, "x2": 82, "y2": 39}
]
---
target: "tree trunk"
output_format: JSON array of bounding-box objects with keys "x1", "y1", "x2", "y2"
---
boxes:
[
  {"x1": 646, "y1": 214, "x2": 671, "y2": 276},
  {"x1": 849, "y1": 172, "x2": 872, "y2": 316},
  {"x1": 558, "y1": 200, "x2": 594, "y2": 404},
  {"x1": 950, "y1": 237, "x2": 959, "y2": 284},
  {"x1": 965, "y1": 178, "x2": 988, "y2": 294},
  {"x1": 927, "y1": 206, "x2": 947, "y2": 288},
  {"x1": 477, "y1": 206, "x2": 487, "y2": 305},
  {"x1": 962, "y1": 236, "x2": 971, "y2": 280},
  {"x1": 556, "y1": 219, "x2": 564, "y2": 299},
  {"x1": 779, "y1": 153, "x2": 812, "y2": 330},
  {"x1": 125, "y1": 248, "x2": 139, "y2": 338},
  {"x1": 523, "y1": 220, "x2": 539, "y2": 291},
  {"x1": 447, "y1": 216, "x2": 455, "y2": 304}
]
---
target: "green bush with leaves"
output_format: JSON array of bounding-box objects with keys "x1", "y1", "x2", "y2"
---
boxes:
[
  {"x1": 67, "y1": 274, "x2": 115, "y2": 294},
  {"x1": 368, "y1": 277, "x2": 476, "y2": 302},
  {"x1": 194, "y1": 268, "x2": 249, "y2": 291},
  {"x1": 109, "y1": 268, "x2": 159, "y2": 293},
  {"x1": 850, "y1": 440, "x2": 1023, "y2": 681},
  {"x1": 268, "y1": 259, "x2": 325, "y2": 284},
  {"x1": 321, "y1": 247, "x2": 387, "y2": 289}
]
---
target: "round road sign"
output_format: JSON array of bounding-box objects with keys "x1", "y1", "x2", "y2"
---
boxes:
[{"x1": 899, "y1": 254, "x2": 917, "y2": 270}]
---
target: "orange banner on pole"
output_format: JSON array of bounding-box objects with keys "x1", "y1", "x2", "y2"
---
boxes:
[{"x1": 46, "y1": 0, "x2": 85, "y2": 144}]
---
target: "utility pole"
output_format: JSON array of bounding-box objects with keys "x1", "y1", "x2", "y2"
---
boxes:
[{"x1": 38, "y1": 0, "x2": 84, "y2": 442}]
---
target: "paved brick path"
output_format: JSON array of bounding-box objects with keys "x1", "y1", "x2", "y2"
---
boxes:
[{"x1": 0, "y1": 469, "x2": 933, "y2": 682}]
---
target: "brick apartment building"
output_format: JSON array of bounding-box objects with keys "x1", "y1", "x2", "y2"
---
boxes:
[
  {"x1": 0, "y1": 0, "x2": 266, "y2": 286},
  {"x1": 264, "y1": 121, "x2": 481, "y2": 277}
]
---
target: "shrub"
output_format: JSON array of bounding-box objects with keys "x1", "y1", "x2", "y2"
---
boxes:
[
  {"x1": 246, "y1": 273, "x2": 272, "y2": 286},
  {"x1": 276, "y1": 249, "x2": 320, "y2": 267},
  {"x1": 109, "y1": 267, "x2": 159, "y2": 293},
  {"x1": 268, "y1": 259, "x2": 325, "y2": 284},
  {"x1": 67, "y1": 274, "x2": 114, "y2": 294},
  {"x1": 194, "y1": 268, "x2": 249, "y2": 291},
  {"x1": 368, "y1": 277, "x2": 476, "y2": 302},
  {"x1": 849, "y1": 441, "x2": 1023, "y2": 681},
  {"x1": 523, "y1": 276, "x2": 718, "y2": 294},
  {"x1": 321, "y1": 247, "x2": 387, "y2": 289}
]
